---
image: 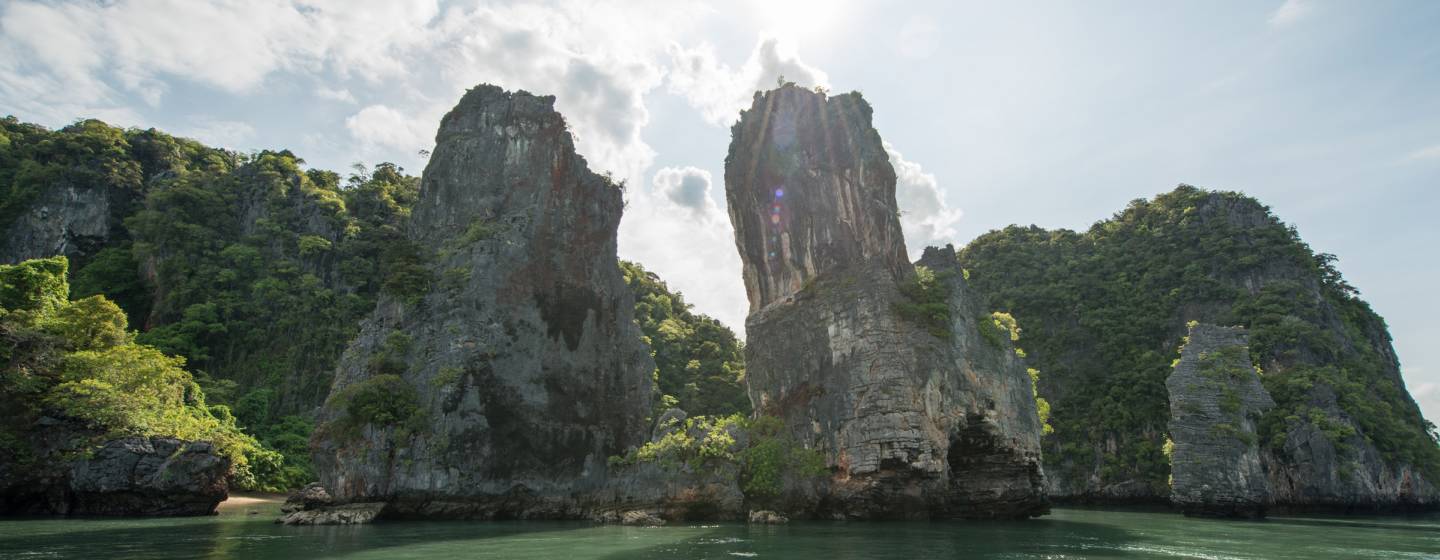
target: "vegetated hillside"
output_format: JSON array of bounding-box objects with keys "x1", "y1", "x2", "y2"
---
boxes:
[
  {"x1": 1, "y1": 116, "x2": 423, "y2": 489},
  {"x1": 959, "y1": 185, "x2": 1439, "y2": 506},
  {"x1": 622, "y1": 260, "x2": 749, "y2": 417},
  {"x1": 0, "y1": 116, "x2": 751, "y2": 491},
  {"x1": 0, "y1": 256, "x2": 284, "y2": 501}
]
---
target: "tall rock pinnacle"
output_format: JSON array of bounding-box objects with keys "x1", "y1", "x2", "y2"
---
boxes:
[
  {"x1": 1167, "y1": 323, "x2": 1275, "y2": 518},
  {"x1": 724, "y1": 85, "x2": 1049, "y2": 519},
  {"x1": 310, "y1": 85, "x2": 654, "y2": 519}
]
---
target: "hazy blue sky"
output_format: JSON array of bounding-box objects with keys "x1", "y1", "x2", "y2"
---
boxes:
[{"x1": 3, "y1": 0, "x2": 1437, "y2": 421}]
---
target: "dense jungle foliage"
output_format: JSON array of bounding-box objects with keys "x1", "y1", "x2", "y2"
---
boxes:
[
  {"x1": 0, "y1": 257, "x2": 284, "y2": 490},
  {"x1": 622, "y1": 261, "x2": 749, "y2": 417},
  {"x1": 959, "y1": 185, "x2": 1440, "y2": 492}
]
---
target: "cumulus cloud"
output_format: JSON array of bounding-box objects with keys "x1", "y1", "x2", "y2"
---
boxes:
[
  {"x1": 885, "y1": 141, "x2": 964, "y2": 259},
  {"x1": 345, "y1": 104, "x2": 431, "y2": 152},
  {"x1": 619, "y1": 167, "x2": 748, "y2": 331},
  {"x1": 1269, "y1": 0, "x2": 1312, "y2": 27},
  {"x1": 651, "y1": 166, "x2": 721, "y2": 219},
  {"x1": 407, "y1": 2, "x2": 692, "y2": 182},
  {"x1": 667, "y1": 36, "x2": 831, "y2": 127},
  {"x1": 0, "y1": 0, "x2": 446, "y2": 125}
]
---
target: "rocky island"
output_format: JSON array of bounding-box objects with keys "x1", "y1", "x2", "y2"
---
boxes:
[
  {"x1": 302, "y1": 86, "x2": 656, "y2": 521},
  {"x1": 723, "y1": 85, "x2": 1048, "y2": 519}
]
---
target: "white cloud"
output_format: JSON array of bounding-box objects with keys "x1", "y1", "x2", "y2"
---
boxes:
[
  {"x1": 1269, "y1": 0, "x2": 1312, "y2": 28},
  {"x1": 651, "y1": 166, "x2": 721, "y2": 220},
  {"x1": 0, "y1": 0, "x2": 439, "y2": 124},
  {"x1": 667, "y1": 36, "x2": 831, "y2": 127},
  {"x1": 177, "y1": 117, "x2": 256, "y2": 149},
  {"x1": 885, "y1": 141, "x2": 964, "y2": 259},
  {"x1": 409, "y1": 2, "x2": 688, "y2": 182},
  {"x1": 1405, "y1": 144, "x2": 1440, "y2": 161},
  {"x1": 315, "y1": 86, "x2": 357, "y2": 104},
  {"x1": 345, "y1": 104, "x2": 431, "y2": 153},
  {"x1": 619, "y1": 167, "x2": 748, "y2": 331}
]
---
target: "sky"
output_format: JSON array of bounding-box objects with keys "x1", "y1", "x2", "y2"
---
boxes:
[{"x1": 2, "y1": 0, "x2": 1438, "y2": 422}]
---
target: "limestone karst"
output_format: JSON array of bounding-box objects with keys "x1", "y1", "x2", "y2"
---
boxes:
[
  {"x1": 1, "y1": 84, "x2": 1435, "y2": 523},
  {"x1": 723, "y1": 85, "x2": 1049, "y2": 519},
  {"x1": 308, "y1": 85, "x2": 655, "y2": 519},
  {"x1": 960, "y1": 186, "x2": 1440, "y2": 511},
  {"x1": 1166, "y1": 323, "x2": 1273, "y2": 517}
]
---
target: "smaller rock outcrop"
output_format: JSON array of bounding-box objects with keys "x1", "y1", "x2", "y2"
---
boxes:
[
  {"x1": 1166, "y1": 324, "x2": 1274, "y2": 517},
  {"x1": 66, "y1": 437, "x2": 230, "y2": 516},
  {"x1": 277, "y1": 482, "x2": 389, "y2": 525},
  {"x1": 0, "y1": 436, "x2": 230, "y2": 517},
  {"x1": 748, "y1": 510, "x2": 789, "y2": 524}
]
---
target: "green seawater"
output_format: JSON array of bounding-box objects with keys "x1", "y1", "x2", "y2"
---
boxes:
[{"x1": 1, "y1": 503, "x2": 1436, "y2": 559}]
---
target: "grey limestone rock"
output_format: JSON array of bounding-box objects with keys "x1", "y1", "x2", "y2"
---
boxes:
[
  {"x1": 279, "y1": 502, "x2": 387, "y2": 525},
  {"x1": 1166, "y1": 324, "x2": 1274, "y2": 517},
  {"x1": 0, "y1": 184, "x2": 113, "y2": 264},
  {"x1": 0, "y1": 436, "x2": 229, "y2": 517},
  {"x1": 748, "y1": 509, "x2": 788, "y2": 524},
  {"x1": 309, "y1": 84, "x2": 654, "y2": 520},
  {"x1": 723, "y1": 85, "x2": 1048, "y2": 519}
]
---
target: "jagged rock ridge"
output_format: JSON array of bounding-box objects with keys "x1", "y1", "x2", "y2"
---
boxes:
[
  {"x1": 309, "y1": 85, "x2": 654, "y2": 519},
  {"x1": 724, "y1": 85, "x2": 1048, "y2": 519},
  {"x1": 1166, "y1": 324, "x2": 1273, "y2": 517}
]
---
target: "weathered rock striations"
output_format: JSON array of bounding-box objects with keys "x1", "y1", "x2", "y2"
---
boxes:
[
  {"x1": 1166, "y1": 324, "x2": 1273, "y2": 517},
  {"x1": 723, "y1": 85, "x2": 1048, "y2": 519},
  {"x1": 307, "y1": 85, "x2": 654, "y2": 520},
  {"x1": 1, "y1": 435, "x2": 230, "y2": 516}
]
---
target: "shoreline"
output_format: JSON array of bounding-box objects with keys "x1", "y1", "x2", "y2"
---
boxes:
[{"x1": 217, "y1": 492, "x2": 286, "y2": 515}]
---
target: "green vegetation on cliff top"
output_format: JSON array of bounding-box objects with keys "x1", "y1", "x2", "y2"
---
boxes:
[{"x1": 959, "y1": 185, "x2": 1440, "y2": 492}]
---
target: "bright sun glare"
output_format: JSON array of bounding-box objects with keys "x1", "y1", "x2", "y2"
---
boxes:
[{"x1": 747, "y1": 0, "x2": 847, "y2": 41}]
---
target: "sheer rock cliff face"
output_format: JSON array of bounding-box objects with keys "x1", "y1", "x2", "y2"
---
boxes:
[
  {"x1": 310, "y1": 85, "x2": 654, "y2": 519},
  {"x1": 724, "y1": 85, "x2": 1048, "y2": 519},
  {"x1": 1, "y1": 184, "x2": 115, "y2": 265},
  {"x1": 1166, "y1": 324, "x2": 1273, "y2": 517}
]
